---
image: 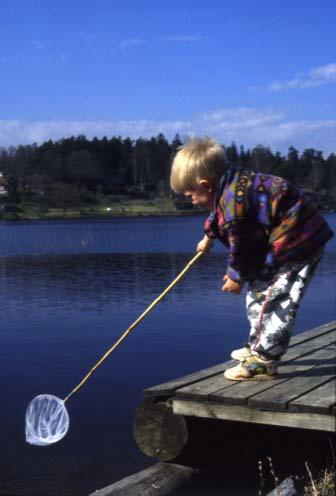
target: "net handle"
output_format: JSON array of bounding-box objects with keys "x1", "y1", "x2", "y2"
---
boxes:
[{"x1": 63, "y1": 250, "x2": 205, "y2": 403}]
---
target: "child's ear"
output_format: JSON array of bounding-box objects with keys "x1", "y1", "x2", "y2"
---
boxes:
[{"x1": 199, "y1": 179, "x2": 212, "y2": 192}]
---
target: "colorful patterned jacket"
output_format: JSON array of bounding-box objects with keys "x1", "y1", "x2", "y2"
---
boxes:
[{"x1": 204, "y1": 165, "x2": 334, "y2": 283}]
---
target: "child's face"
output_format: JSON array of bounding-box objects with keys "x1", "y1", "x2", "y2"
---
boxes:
[{"x1": 183, "y1": 180, "x2": 215, "y2": 209}]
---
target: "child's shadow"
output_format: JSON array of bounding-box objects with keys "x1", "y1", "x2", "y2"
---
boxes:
[{"x1": 279, "y1": 357, "x2": 335, "y2": 378}]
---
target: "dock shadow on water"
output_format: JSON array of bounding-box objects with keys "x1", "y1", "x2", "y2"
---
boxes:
[
  {"x1": 169, "y1": 417, "x2": 334, "y2": 495},
  {"x1": 0, "y1": 216, "x2": 335, "y2": 495}
]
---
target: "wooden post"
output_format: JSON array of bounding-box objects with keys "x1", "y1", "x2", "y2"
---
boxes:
[
  {"x1": 133, "y1": 398, "x2": 188, "y2": 462},
  {"x1": 89, "y1": 463, "x2": 197, "y2": 496}
]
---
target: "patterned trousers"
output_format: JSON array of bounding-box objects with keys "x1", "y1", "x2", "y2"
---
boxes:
[{"x1": 246, "y1": 249, "x2": 324, "y2": 361}]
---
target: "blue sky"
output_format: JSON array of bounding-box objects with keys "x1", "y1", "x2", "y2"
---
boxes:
[{"x1": 0, "y1": 0, "x2": 335, "y2": 154}]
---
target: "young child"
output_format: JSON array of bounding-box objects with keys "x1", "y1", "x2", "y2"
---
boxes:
[{"x1": 170, "y1": 137, "x2": 334, "y2": 380}]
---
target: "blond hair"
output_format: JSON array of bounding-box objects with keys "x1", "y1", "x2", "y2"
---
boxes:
[{"x1": 170, "y1": 137, "x2": 227, "y2": 193}]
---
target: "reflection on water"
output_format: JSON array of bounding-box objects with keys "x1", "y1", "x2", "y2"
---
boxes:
[
  {"x1": 0, "y1": 215, "x2": 335, "y2": 495},
  {"x1": 0, "y1": 217, "x2": 206, "y2": 256}
]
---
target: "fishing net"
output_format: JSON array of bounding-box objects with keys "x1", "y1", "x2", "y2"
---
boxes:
[
  {"x1": 25, "y1": 394, "x2": 69, "y2": 446},
  {"x1": 24, "y1": 251, "x2": 204, "y2": 446}
]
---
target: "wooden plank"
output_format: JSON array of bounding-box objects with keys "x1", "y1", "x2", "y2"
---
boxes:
[
  {"x1": 144, "y1": 324, "x2": 336, "y2": 398},
  {"x1": 143, "y1": 360, "x2": 236, "y2": 397},
  {"x1": 289, "y1": 321, "x2": 336, "y2": 346},
  {"x1": 175, "y1": 337, "x2": 335, "y2": 402},
  {"x1": 89, "y1": 462, "x2": 197, "y2": 496},
  {"x1": 173, "y1": 399, "x2": 335, "y2": 432},
  {"x1": 286, "y1": 331, "x2": 336, "y2": 354},
  {"x1": 175, "y1": 373, "x2": 236, "y2": 401},
  {"x1": 210, "y1": 345, "x2": 336, "y2": 406},
  {"x1": 289, "y1": 378, "x2": 336, "y2": 414},
  {"x1": 248, "y1": 352, "x2": 336, "y2": 411}
]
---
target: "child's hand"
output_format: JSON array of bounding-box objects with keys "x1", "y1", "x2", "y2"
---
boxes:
[
  {"x1": 222, "y1": 274, "x2": 243, "y2": 294},
  {"x1": 196, "y1": 235, "x2": 214, "y2": 253}
]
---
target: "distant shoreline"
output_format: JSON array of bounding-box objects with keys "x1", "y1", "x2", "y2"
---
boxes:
[
  {"x1": 0, "y1": 195, "x2": 210, "y2": 222},
  {"x1": 0, "y1": 209, "x2": 209, "y2": 222},
  {"x1": 1, "y1": 210, "x2": 335, "y2": 223},
  {"x1": 0, "y1": 194, "x2": 216, "y2": 222}
]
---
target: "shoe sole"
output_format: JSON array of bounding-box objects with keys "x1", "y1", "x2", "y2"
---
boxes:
[{"x1": 224, "y1": 372, "x2": 279, "y2": 381}]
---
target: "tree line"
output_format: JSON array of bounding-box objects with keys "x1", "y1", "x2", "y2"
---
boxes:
[{"x1": 0, "y1": 133, "x2": 335, "y2": 207}]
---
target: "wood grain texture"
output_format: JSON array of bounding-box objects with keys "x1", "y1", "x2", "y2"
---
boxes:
[
  {"x1": 89, "y1": 463, "x2": 197, "y2": 496},
  {"x1": 143, "y1": 324, "x2": 336, "y2": 398},
  {"x1": 143, "y1": 360, "x2": 236, "y2": 397},
  {"x1": 175, "y1": 373, "x2": 236, "y2": 401},
  {"x1": 172, "y1": 399, "x2": 335, "y2": 432},
  {"x1": 143, "y1": 323, "x2": 336, "y2": 432},
  {"x1": 288, "y1": 378, "x2": 336, "y2": 414},
  {"x1": 212, "y1": 345, "x2": 336, "y2": 408},
  {"x1": 133, "y1": 399, "x2": 188, "y2": 461},
  {"x1": 248, "y1": 353, "x2": 336, "y2": 410},
  {"x1": 289, "y1": 321, "x2": 336, "y2": 346}
]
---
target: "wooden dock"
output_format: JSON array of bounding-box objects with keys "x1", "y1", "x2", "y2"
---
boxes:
[
  {"x1": 143, "y1": 321, "x2": 336, "y2": 434},
  {"x1": 92, "y1": 322, "x2": 336, "y2": 495}
]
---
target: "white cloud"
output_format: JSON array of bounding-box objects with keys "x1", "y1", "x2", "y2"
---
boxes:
[
  {"x1": 117, "y1": 38, "x2": 146, "y2": 49},
  {"x1": 0, "y1": 108, "x2": 335, "y2": 155},
  {"x1": 115, "y1": 34, "x2": 205, "y2": 49},
  {"x1": 202, "y1": 107, "x2": 285, "y2": 129},
  {"x1": 0, "y1": 119, "x2": 192, "y2": 147},
  {"x1": 198, "y1": 107, "x2": 336, "y2": 154},
  {"x1": 32, "y1": 40, "x2": 45, "y2": 51},
  {"x1": 267, "y1": 63, "x2": 336, "y2": 91},
  {"x1": 159, "y1": 35, "x2": 205, "y2": 43}
]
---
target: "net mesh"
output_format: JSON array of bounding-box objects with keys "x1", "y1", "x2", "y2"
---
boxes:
[{"x1": 25, "y1": 394, "x2": 69, "y2": 446}]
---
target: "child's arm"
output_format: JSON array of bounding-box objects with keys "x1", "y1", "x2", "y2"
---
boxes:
[{"x1": 196, "y1": 234, "x2": 214, "y2": 253}]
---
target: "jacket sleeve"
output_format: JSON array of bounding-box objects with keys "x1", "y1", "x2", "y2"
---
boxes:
[
  {"x1": 203, "y1": 213, "x2": 217, "y2": 240},
  {"x1": 225, "y1": 219, "x2": 269, "y2": 283}
]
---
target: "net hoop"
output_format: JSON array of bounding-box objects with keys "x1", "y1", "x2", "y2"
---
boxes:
[{"x1": 25, "y1": 394, "x2": 69, "y2": 446}]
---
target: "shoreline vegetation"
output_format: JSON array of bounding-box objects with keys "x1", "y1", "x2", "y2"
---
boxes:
[
  {"x1": 1, "y1": 134, "x2": 336, "y2": 222},
  {"x1": 0, "y1": 195, "x2": 209, "y2": 221},
  {"x1": 0, "y1": 195, "x2": 335, "y2": 222}
]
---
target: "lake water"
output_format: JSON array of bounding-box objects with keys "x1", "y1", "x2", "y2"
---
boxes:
[{"x1": 0, "y1": 214, "x2": 335, "y2": 495}]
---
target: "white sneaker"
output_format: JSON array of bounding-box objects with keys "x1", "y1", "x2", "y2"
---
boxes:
[
  {"x1": 231, "y1": 343, "x2": 257, "y2": 361},
  {"x1": 224, "y1": 353, "x2": 279, "y2": 381}
]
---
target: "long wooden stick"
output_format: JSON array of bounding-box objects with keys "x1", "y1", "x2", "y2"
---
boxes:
[{"x1": 64, "y1": 251, "x2": 205, "y2": 403}]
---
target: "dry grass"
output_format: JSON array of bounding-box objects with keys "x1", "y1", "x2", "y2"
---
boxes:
[
  {"x1": 303, "y1": 462, "x2": 335, "y2": 496},
  {"x1": 257, "y1": 442, "x2": 335, "y2": 496},
  {"x1": 258, "y1": 457, "x2": 281, "y2": 496}
]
